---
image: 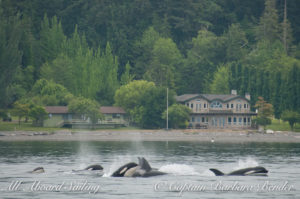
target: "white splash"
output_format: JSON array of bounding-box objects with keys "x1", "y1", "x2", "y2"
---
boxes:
[
  {"x1": 159, "y1": 164, "x2": 200, "y2": 176},
  {"x1": 200, "y1": 169, "x2": 216, "y2": 176},
  {"x1": 234, "y1": 157, "x2": 259, "y2": 170},
  {"x1": 102, "y1": 155, "x2": 135, "y2": 177},
  {"x1": 103, "y1": 162, "x2": 120, "y2": 177}
]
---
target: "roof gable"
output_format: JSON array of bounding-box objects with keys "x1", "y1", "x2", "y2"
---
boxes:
[
  {"x1": 45, "y1": 106, "x2": 126, "y2": 114},
  {"x1": 176, "y1": 94, "x2": 250, "y2": 103},
  {"x1": 45, "y1": 106, "x2": 68, "y2": 114},
  {"x1": 175, "y1": 94, "x2": 201, "y2": 102},
  {"x1": 100, "y1": 106, "x2": 126, "y2": 114}
]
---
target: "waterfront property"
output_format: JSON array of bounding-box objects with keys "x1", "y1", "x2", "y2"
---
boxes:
[
  {"x1": 176, "y1": 90, "x2": 257, "y2": 129},
  {"x1": 44, "y1": 106, "x2": 128, "y2": 128}
]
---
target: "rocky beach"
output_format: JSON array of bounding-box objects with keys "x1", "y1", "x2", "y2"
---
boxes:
[{"x1": 0, "y1": 129, "x2": 299, "y2": 143}]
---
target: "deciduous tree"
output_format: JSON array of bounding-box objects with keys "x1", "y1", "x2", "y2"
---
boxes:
[
  {"x1": 114, "y1": 80, "x2": 175, "y2": 128},
  {"x1": 210, "y1": 65, "x2": 230, "y2": 94},
  {"x1": 11, "y1": 102, "x2": 31, "y2": 125},
  {"x1": 114, "y1": 80, "x2": 156, "y2": 123},
  {"x1": 254, "y1": 96, "x2": 274, "y2": 129},
  {"x1": 29, "y1": 105, "x2": 48, "y2": 126},
  {"x1": 162, "y1": 104, "x2": 191, "y2": 129},
  {"x1": 281, "y1": 110, "x2": 300, "y2": 131}
]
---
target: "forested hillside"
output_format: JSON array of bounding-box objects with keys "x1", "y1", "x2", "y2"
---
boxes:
[{"x1": 0, "y1": 0, "x2": 300, "y2": 119}]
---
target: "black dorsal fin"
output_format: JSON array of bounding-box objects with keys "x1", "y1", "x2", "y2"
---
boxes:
[
  {"x1": 209, "y1": 168, "x2": 225, "y2": 176},
  {"x1": 33, "y1": 167, "x2": 44, "y2": 171},
  {"x1": 138, "y1": 157, "x2": 152, "y2": 172},
  {"x1": 85, "y1": 164, "x2": 103, "y2": 171}
]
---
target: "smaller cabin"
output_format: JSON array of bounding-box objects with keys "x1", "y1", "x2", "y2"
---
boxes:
[{"x1": 44, "y1": 106, "x2": 127, "y2": 128}]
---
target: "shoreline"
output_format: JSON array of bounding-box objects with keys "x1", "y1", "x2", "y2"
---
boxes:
[{"x1": 0, "y1": 129, "x2": 300, "y2": 143}]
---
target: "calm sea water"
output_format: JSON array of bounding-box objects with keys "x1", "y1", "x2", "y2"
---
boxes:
[{"x1": 0, "y1": 140, "x2": 299, "y2": 199}]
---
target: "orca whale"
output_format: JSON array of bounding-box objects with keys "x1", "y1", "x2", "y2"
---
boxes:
[
  {"x1": 30, "y1": 167, "x2": 45, "y2": 173},
  {"x1": 72, "y1": 164, "x2": 104, "y2": 175},
  {"x1": 111, "y1": 162, "x2": 138, "y2": 177},
  {"x1": 84, "y1": 164, "x2": 103, "y2": 171},
  {"x1": 111, "y1": 157, "x2": 166, "y2": 177},
  {"x1": 210, "y1": 166, "x2": 268, "y2": 176}
]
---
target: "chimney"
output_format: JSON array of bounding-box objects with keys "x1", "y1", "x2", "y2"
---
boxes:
[
  {"x1": 231, "y1": 90, "x2": 237, "y2": 95},
  {"x1": 245, "y1": 93, "x2": 251, "y2": 101}
]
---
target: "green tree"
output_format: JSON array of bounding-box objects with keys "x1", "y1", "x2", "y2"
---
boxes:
[
  {"x1": 162, "y1": 104, "x2": 191, "y2": 129},
  {"x1": 133, "y1": 27, "x2": 161, "y2": 79},
  {"x1": 40, "y1": 24, "x2": 119, "y2": 105},
  {"x1": 22, "y1": 65, "x2": 35, "y2": 91},
  {"x1": 29, "y1": 105, "x2": 48, "y2": 126},
  {"x1": 4, "y1": 64, "x2": 36, "y2": 106},
  {"x1": 144, "y1": 37, "x2": 182, "y2": 89},
  {"x1": 114, "y1": 80, "x2": 156, "y2": 123},
  {"x1": 179, "y1": 29, "x2": 224, "y2": 94},
  {"x1": 285, "y1": 64, "x2": 300, "y2": 112},
  {"x1": 138, "y1": 86, "x2": 175, "y2": 129},
  {"x1": 272, "y1": 71, "x2": 282, "y2": 119},
  {"x1": 281, "y1": 0, "x2": 294, "y2": 53},
  {"x1": 0, "y1": 11, "x2": 37, "y2": 106},
  {"x1": 114, "y1": 80, "x2": 175, "y2": 128},
  {"x1": 223, "y1": 23, "x2": 248, "y2": 62},
  {"x1": 256, "y1": 0, "x2": 281, "y2": 42},
  {"x1": 40, "y1": 54, "x2": 75, "y2": 93},
  {"x1": 0, "y1": 109, "x2": 10, "y2": 121},
  {"x1": 152, "y1": 13, "x2": 171, "y2": 38},
  {"x1": 210, "y1": 65, "x2": 230, "y2": 94},
  {"x1": 68, "y1": 97, "x2": 102, "y2": 129},
  {"x1": 254, "y1": 96, "x2": 274, "y2": 129},
  {"x1": 11, "y1": 102, "x2": 31, "y2": 125},
  {"x1": 151, "y1": 0, "x2": 223, "y2": 45},
  {"x1": 4, "y1": 66, "x2": 27, "y2": 106},
  {"x1": 120, "y1": 62, "x2": 134, "y2": 85},
  {"x1": 281, "y1": 110, "x2": 300, "y2": 131},
  {"x1": 0, "y1": 7, "x2": 23, "y2": 108},
  {"x1": 39, "y1": 14, "x2": 66, "y2": 64},
  {"x1": 25, "y1": 79, "x2": 73, "y2": 106},
  {"x1": 96, "y1": 42, "x2": 119, "y2": 105}
]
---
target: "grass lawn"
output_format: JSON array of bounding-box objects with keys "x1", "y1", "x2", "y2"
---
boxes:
[
  {"x1": 112, "y1": 126, "x2": 141, "y2": 130},
  {"x1": 0, "y1": 121, "x2": 67, "y2": 131},
  {"x1": 0, "y1": 121, "x2": 141, "y2": 132},
  {"x1": 266, "y1": 119, "x2": 300, "y2": 132},
  {"x1": 1, "y1": 119, "x2": 299, "y2": 132}
]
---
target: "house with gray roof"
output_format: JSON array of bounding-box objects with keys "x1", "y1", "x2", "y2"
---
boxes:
[
  {"x1": 44, "y1": 106, "x2": 128, "y2": 128},
  {"x1": 176, "y1": 90, "x2": 257, "y2": 129}
]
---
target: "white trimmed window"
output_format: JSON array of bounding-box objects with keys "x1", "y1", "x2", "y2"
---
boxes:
[{"x1": 210, "y1": 101, "x2": 222, "y2": 108}]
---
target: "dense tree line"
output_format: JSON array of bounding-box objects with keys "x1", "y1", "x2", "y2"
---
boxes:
[{"x1": 0, "y1": 0, "x2": 300, "y2": 127}]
